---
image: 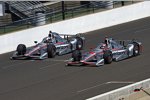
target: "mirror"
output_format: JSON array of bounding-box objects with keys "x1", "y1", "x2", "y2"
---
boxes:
[{"x1": 34, "y1": 41, "x2": 38, "y2": 44}]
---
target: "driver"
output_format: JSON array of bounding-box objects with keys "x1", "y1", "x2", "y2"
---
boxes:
[
  {"x1": 104, "y1": 37, "x2": 109, "y2": 46},
  {"x1": 48, "y1": 31, "x2": 56, "y2": 43},
  {"x1": 104, "y1": 37, "x2": 111, "y2": 49}
]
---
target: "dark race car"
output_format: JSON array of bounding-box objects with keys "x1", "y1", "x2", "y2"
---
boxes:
[
  {"x1": 10, "y1": 32, "x2": 85, "y2": 60},
  {"x1": 66, "y1": 37, "x2": 142, "y2": 66}
]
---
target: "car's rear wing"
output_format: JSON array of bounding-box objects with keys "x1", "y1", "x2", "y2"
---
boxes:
[
  {"x1": 59, "y1": 33, "x2": 83, "y2": 37},
  {"x1": 115, "y1": 39, "x2": 141, "y2": 46},
  {"x1": 59, "y1": 33, "x2": 84, "y2": 40}
]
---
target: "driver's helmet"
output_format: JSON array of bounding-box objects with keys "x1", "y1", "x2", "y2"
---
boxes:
[
  {"x1": 100, "y1": 43, "x2": 106, "y2": 49},
  {"x1": 48, "y1": 33, "x2": 55, "y2": 39},
  {"x1": 48, "y1": 30, "x2": 52, "y2": 38},
  {"x1": 104, "y1": 37, "x2": 111, "y2": 46},
  {"x1": 48, "y1": 33, "x2": 51, "y2": 37},
  {"x1": 105, "y1": 38, "x2": 108, "y2": 45}
]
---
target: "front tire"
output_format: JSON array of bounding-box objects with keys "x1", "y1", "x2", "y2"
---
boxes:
[
  {"x1": 47, "y1": 44, "x2": 56, "y2": 58},
  {"x1": 103, "y1": 50, "x2": 112, "y2": 64},
  {"x1": 17, "y1": 44, "x2": 26, "y2": 55},
  {"x1": 133, "y1": 43, "x2": 140, "y2": 56}
]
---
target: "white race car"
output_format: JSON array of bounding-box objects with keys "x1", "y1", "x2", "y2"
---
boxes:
[
  {"x1": 11, "y1": 32, "x2": 85, "y2": 60},
  {"x1": 67, "y1": 37, "x2": 142, "y2": 66}
]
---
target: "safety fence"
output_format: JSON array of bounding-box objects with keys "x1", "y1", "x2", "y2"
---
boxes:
[{"x1": 0, "y1": 1, "x2": 136, "y2": 34}]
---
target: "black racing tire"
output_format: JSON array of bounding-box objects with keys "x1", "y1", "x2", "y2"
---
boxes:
[
  {"x1": 10, "y1": 57, "x2": 15, "y2": 60},
  {"x1": 72, "y1": 50, "x2": 82, "y2": 61},
  {"x1": 66, "y1": 63, "x2": 72, "y2": 66},
  {"x1": 103, "y1": 50, "x2": 113, "y2": 64},
  {"x1": 133, "y1": 42, "x2": 140, "y2": 56},
  {"x1": 17, "y1": 44, "x2": 26, "y2": 55},
  {"x1": 76, "y1": 37, "x2": 83, "y2": 50},
  {"x1": 47, "y1": 44, "x2": 56, "y2": 58}
]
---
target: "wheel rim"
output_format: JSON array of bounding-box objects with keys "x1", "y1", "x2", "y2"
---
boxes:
[
  {"x1": 78, "y1": 44, "x2": 82, "y2": 48},
  {"x1": 108, "y1": 56, "x2": 112, "y2": 62},
  {"x1": 77, "y1": 41, "x2": 82, "y2": 49},
  {"x1": 134, "y1": 46, "x2": 139, "y2": 55}
]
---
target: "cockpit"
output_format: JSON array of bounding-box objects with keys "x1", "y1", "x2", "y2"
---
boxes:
[
  {"x1": 42, "y1": 37, "x2": 52, "y2": 43},
  {"x1": 99, "y1": 43, "x2": 107, "y2": 49},
  {"x1": 95, "y1": 43, "x2": 107, "y2": 50}
]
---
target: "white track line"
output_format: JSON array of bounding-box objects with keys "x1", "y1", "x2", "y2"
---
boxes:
[
  {"x1": 107, "y1": 81, "x2": 135, "y2": 84},
  {"x1": 77, "y1": 81, "x2": 135, "y2": 93},
  {"x1": 77, "y1": 82, "x2": 109, "y2": 93}
]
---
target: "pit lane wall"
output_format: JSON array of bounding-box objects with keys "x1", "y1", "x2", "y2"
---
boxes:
[
  {"x1": 86, "y1": 78, "x2": 150, "y2": 100},
  {"x1": 0, "y1": 1, "x2": 150, "y2": 54}
]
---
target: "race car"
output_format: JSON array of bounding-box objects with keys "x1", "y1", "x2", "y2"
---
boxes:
[
  {"x1": 66, "y1": 37, "x2": 142, "y2": 66},
  {"x1": 10, "y1": 32, "x2": 85, "y2": 60}
]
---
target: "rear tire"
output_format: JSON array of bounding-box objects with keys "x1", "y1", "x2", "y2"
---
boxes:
[
  {"x1": 17, "y1": 44, "x2": 26, "y2": 55},
  {"x1": 47, "y1": 44, "x2": 56, "y2": 58},
  {"x1": 72, "y1": 50, "x2": 82, "y2": 61},
  {"x1": 103, "y1": 50, "x2": 112, "y2": 64},
  {"x1": 133, "y1": 43, "x2": 140, "y2": 56}
]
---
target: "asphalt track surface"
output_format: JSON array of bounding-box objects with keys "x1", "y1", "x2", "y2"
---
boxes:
[{"x1": 0, "y1": 17, "x2": 150, "y2": 100}]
